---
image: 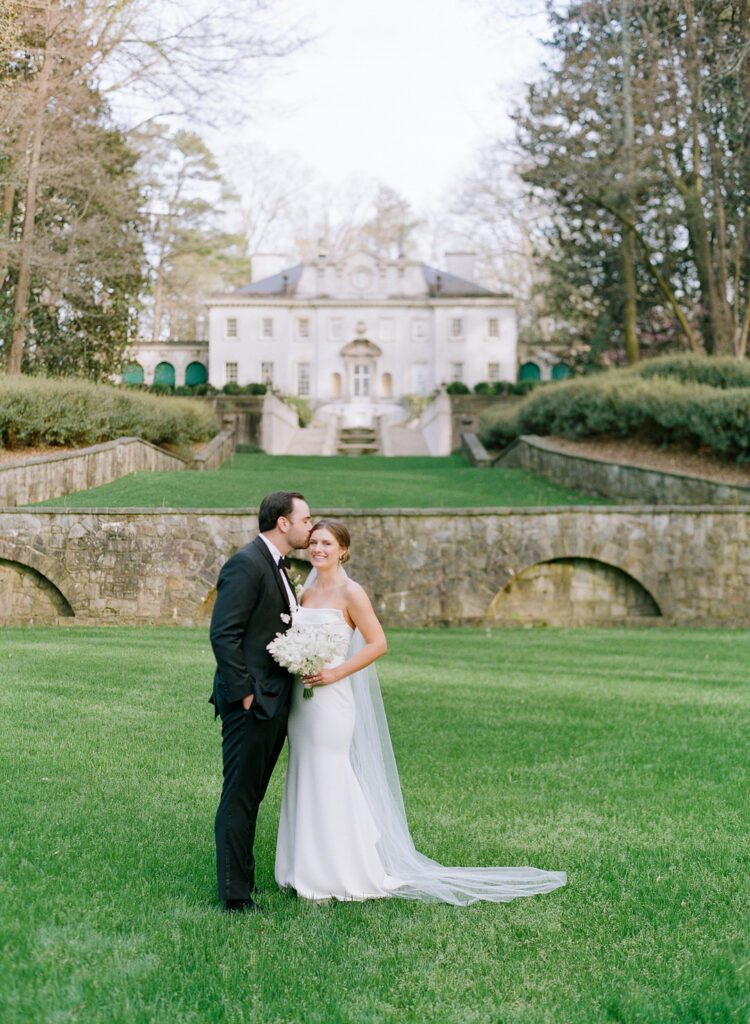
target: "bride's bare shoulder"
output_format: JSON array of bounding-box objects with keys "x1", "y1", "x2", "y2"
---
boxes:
[{"x1": 343, "y1": 577, "x2": 371, "y2": 605}]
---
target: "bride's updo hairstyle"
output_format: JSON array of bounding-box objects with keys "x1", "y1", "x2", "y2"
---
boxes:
[{"x1": 311, "y1": 518, "x2": 350, "y2": 564}]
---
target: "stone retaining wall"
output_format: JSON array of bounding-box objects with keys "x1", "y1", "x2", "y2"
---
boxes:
[
  {"x1": 0, "y1": 430, "x2": 237, "y2": 507},
  {"x1": 1, "y1": 506, "x2": 748, "y2": 627},
  {"x1": 496, "y1": 435, "x2": 750, "y2": 506},
  {"x1": 0, "y1": 438, "x2": 188, "y2": 507},
  {"x1": 190, "y1": 429, "x2": 236, "y2": 471}
]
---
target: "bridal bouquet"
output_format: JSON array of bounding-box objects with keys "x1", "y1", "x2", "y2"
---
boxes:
[{"x1": 267, "y1": 616, "x2": 344, "y2": 699}]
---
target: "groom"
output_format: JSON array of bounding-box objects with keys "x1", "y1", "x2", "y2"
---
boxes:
[{"x1": 209, "y1": 490, "x2": 313, "y2": 913}]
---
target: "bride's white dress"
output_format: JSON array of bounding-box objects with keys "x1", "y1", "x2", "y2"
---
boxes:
[
  {"x1": 275, "y1": 607, "x2": 393, "y2": 899},
  {"x1": 275, "y1": 603, "x2": 567, "y2": 905}
]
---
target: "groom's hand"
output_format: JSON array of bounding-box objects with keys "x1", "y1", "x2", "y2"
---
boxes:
[{"x1": 242, "y1": 694, "x2": 255, "y2": 710}]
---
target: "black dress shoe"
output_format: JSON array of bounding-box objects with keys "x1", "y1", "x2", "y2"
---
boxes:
[{"x1": 222, "y1": 897, "x2": 260, "y2": 914}]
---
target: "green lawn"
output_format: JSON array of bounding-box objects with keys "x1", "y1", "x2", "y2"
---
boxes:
[
  {"x1": 1, "y1": 626, "x2": 747, "y2": 1023},
  {"x1": 38, "y1": 453, "x2": 610, "y2": 508}
]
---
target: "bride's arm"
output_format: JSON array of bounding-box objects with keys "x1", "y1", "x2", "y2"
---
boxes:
[{"x1": 305, "y1": 583, "x2": 387, "y2": 687}]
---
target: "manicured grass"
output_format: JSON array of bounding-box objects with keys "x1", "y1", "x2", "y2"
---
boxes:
[
  {"x1": 38, "y1": 453, "x2": 610, "y2": 508},
  {"x1": 1, "y1": 626, "x2": 748, "y2": 1022}
]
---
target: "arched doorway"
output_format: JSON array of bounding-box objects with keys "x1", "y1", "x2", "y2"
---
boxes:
[
  {"x1": 185, "y1": 361, "x2": 208, "y2": 386},
  {"x1": 552, "y1": 363, "x2": 572, "y2": 381},
  {"x1": 154, "y1": 361, "x2": 176, "y2": 388},
  {"x1": 123, "y1": 361, "x2": 144, "y2": 386},
  {"x1": 519, "y1": 361, "x2": 541, "y2": 382}
]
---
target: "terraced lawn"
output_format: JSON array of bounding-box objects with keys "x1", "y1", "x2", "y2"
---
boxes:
[{"x1": 38, "y1": 453, "x2": 611, "y2": 509}]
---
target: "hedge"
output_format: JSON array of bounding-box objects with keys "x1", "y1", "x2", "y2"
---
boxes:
[
  {"x1": 0, "y1": 375, "x2": 218, "y2": 450},
  {"x1": 633, "y1": 354, "x2": 750, "y2": 390},
  {"x1": 479, "y1": 370, "x2": 750, "y2": 459}
]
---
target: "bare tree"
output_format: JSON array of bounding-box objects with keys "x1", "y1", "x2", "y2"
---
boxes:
[{"x1": 1, "y1": 0, "x2": 307, "y2": 373}]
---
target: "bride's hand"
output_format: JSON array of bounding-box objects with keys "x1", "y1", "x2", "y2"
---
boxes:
[{"x1": 303, "y1": 667, "x2": 340, "y2": 686}]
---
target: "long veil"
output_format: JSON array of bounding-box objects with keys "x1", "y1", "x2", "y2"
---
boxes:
[{"x1": 301, "y1": 568, "x2": 567, "y2": 905}]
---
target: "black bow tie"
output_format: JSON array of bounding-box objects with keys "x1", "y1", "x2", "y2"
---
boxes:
[{"x1": 278, "y1": 556, "x2": 291, "y2": 570}]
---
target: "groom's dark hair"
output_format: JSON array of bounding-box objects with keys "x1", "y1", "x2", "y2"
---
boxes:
[{"x1": 259, "y1": 491, "x2": 306, "y2": 532}]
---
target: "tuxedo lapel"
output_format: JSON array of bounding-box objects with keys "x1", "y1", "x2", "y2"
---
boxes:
[{"x1": 252, "y1": 536, "x2": 292, "y2": 613}]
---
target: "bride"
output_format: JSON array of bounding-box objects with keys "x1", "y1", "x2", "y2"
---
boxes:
[{"x1": 275, "y1": 518, "x2": 566, "y2": 904}]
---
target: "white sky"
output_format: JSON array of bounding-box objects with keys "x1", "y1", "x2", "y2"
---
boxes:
[{"x1": 236, "y1": 0, "x2": 547, "y2": 210}]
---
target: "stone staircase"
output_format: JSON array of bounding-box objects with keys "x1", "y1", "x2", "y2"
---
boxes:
[
  {"x1": 337, "y1": 425, "x2": 381, "y2": 456},
  {"x1": 284, "y1": 421, "x2": 337, "y2": 456},
  {"x1": 381, "y1": 422, "x2": 429, "y2": 456}
]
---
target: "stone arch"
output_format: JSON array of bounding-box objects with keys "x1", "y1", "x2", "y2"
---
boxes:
[
  {"x1": 0, "y1": 557, "x2": 75, "y2": 624},
  {"x1": 0, "y1": 538, "x2": 80, "y2": 613},
  {"x1": 519, "y1": 361, "x2": 541, "y2": 382},
  {"x1": 185, "y1": 361, "x2": 208, "y2": 386},
  {"x1": 154, "y1": 361, "x2": 176, "y2": 388},
  {"x1": 488, "y1": 557, "x2": 662, "y2": 627},
  {"x1": 123, "y1": 361, "x2": 144, "y2": 385},
  {"x1": 552, "y1": 362, "x2": 572, "y2": 381}
]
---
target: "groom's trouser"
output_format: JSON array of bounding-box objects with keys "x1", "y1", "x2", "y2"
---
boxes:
[{"x1": 215, "y1": 698, "x2": 289, "y2": 901}]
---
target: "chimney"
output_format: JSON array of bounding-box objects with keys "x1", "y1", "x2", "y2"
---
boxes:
[
  {"x1": 250, "y1": 253, "x2": 287, "y2": 283},
  {"x1": 444, "y1": 251, "x2": 476, "y2": 282}
]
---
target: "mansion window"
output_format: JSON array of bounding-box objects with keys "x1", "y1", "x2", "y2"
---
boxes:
[
  {"x1": 488, "y1": 318, "x2": 499, "y2": 337},
  {"x1": 225, "y1": 317, "x2": 238, "y2": 339},
  {"x1": 412, "y1": 319, "x2": 427, "y2": 340},
  {"x1": 297, "y1": 318, "x2": 310, "y2": 340},
  {"x1": 261, "y1": 361, "x2": 274, "y2": 385},
  {"x1": 487, "y1": 362, "x2": 500, "y2": 382},
  {"x1": 225, "y1": 361, "x2": 238, "y2": 384},
  {"x1": 412, "y1": 362, "x2": 429, "y2": 395},
  {"x1": 262, "y1": 317, "x2": 274, "y2": 339},
  {"x1": 450, "y1": 317, "x2": 463, "y2": 338},
  {"x1": 353, "y1": 363, "x2": 371, "y2": 397},
  {"x1": 297, "y1": 362, "x2": 311, "y2": 396},
  {"x1": 329, "y1": 318, "x2": 344, "y2": 341},
  {"x1": 379, "y1": 318, "x2": 395, "y2": 341},
  {"x1": 450, "y1": 362, "x2": 464, "y2": 382}
]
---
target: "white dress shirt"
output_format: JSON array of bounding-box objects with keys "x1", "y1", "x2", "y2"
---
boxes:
[{"x1": 258, "y1": 534, "x2": 297, "y2": 609}]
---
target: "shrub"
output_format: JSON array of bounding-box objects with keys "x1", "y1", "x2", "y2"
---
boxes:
[
  {"x1": 478, "y1": 368, "x2": 750, "y2": 458},
  {"x1": 174, "y1": 383, "x2": 216, "y2": 397},
  {"x1": 280, "y1": 394, "x2": 313, "y2": 427},
  {"x1": 220, "y1": 382, "x2": 267, "y2": 396},
  {"x1": 0, "y1": 375, "x2": 218, "y2": 450},
  {"x1": 633, "y1": 353, "x2": 750, "y2": 390},
  {"x1": 473, "y1": 381, "x2": 493, "y2": 395},
  {"x1": 446, "y1": 381, "x2": 470, "y2": 395}
]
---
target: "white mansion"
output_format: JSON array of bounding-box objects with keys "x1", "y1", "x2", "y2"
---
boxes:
[{"x1": 125, "y1": 251, "x2": 518, "y2": 423}]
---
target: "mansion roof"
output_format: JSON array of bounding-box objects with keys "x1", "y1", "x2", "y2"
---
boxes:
[{"x1": 227, "y1": 256, "x2": 505, "y2": 301}]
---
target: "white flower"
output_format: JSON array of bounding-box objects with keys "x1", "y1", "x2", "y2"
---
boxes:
[
  {"x1": 266, "y1": 622, "x2": 345, "y2": 677},
  {"x1": 280, "y1": 613, "x2": 291, "y2": 624}
]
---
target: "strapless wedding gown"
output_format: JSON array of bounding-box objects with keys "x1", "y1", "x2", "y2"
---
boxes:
[
  {"x1": 275, "y1": 603, "x2": 567, "y2": 905},
  {"x1": 275, "y1": 606, "x2": 395, "y2": 900}
]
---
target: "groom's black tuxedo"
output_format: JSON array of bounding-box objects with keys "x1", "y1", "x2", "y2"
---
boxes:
[
  {"x1": 209, "y1": 535, "x2": 294, "y2": 720},
  {"x1": 209, "y1": 535, "x2": 295, "y2": 902}
]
